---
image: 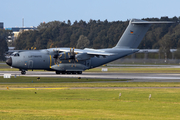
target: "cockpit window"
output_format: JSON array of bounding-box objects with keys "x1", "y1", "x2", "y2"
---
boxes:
[
  {"x1": 14, "y1": 53, "x2": 19, "y2": 56},
  {"x1": 12, "y1": 52, "x2": 20, "y2": 57}
]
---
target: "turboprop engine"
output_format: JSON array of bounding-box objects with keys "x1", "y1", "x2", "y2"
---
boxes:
[{"x1": 59, "y1": 52, "x2": 74, "y2": 60}]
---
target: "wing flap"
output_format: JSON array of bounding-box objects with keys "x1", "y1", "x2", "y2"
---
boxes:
[{"x1": 86, "y1": 51, "x2": 115, "y2": 56}]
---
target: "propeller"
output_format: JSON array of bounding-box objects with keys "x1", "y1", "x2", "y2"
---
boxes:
[
  {"x1": 53, "y1": 49, "x2": 61, "y2": 65},
  {"x1": 69, "y1": 48, "x2": 75, "y2": 60},
  {"x1": 68, "y1": 48, "x2": 79, "y2": 67},
  {"x1": 53, "y1": 48, "x2": 78, "y2": 66}
]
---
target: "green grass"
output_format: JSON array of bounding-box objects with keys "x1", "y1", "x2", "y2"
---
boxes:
[
  {"x1": 0, "y1": 88, "x2": 180, "y2": 120},
  {"x1": 0, "y1": 76, "x2": 128, "y2": 83},
  {"x1": 0, "y1": 63, "x2": 18, "y2": 71},
  {"x1": 0, "y1": 77, "x2": 180, "y2": 119},
  {"x1": 86, "y1": 67, "x2": 180, "y2": 73}
]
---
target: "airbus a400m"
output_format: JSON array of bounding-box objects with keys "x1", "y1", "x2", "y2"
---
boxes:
[{"x1": 6, "y1": 19, "x2": 174, "y2": 75}]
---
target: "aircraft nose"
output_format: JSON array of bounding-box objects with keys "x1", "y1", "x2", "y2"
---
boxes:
[{"x1": 6, "y1": 57, "x2": 12, "y2": 66}]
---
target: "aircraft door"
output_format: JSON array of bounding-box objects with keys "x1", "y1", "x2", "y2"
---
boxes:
[
  {"x1": 28, "y1": 60, "x2": 33, "y2": 69},
  {"x1": 86, "y1": 59, "x2": 91, "y2": 68}
]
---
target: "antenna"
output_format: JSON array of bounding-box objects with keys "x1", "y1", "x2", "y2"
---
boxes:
[{"x1": 22, "y1": 18, "x2": 24, "y2": 27}]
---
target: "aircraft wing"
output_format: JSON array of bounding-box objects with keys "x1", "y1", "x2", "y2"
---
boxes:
[
  {"x1": 83, "y1": 48, "x2": 115, "y2": 56},
  {"x1": 50, "y1": 48, "x2": 115, "y2": 56}
]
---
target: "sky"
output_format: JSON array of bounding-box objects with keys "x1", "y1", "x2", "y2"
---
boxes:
[{"x1": 1, "y1": 0, "x2": 180, "y2": 28}]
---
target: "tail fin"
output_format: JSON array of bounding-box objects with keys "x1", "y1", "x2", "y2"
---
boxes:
[{"x1": 115, "y1": 19, "x2": 174, "y2": 48}]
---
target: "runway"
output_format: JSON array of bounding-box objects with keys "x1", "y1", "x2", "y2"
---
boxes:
[{"x1": 1, "y1": 71, "x2": 180, "y2": 82}]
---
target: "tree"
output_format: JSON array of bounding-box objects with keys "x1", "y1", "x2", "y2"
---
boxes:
[
  {"x1": 14, "y1": 17, "x2": 180, "y2": 51},
  {"x1": 0, "y1": 29, "x2": 9, "y2": 61},
  {"x1": 159, "y1": 34, "x2": 172, "y2": 59},
  {"x1": 76, "y1": 35, "x2": 90, "y2": 49},
  {"x1": 174, "y1": 48, "x2": 180, "y2": 59},
  {"x1": 67, "y1": 20, "x2": 71, "y2": 26}
]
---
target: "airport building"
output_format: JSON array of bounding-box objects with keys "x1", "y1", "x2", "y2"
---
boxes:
[
  {"x1": 5, "y1": 26, "x2": 37, "y2": 43},
  {"x1": 0, "y1": 22, "x2": 3, "y2": 29}
]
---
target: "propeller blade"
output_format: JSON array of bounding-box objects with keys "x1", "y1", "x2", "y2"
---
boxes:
[{"x1": 73, "y1": 47, "x2": 75, "y2": 54}]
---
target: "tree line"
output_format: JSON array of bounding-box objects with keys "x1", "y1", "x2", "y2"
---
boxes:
[
  {"x1": 13, "y1": 16, "x2": 180, "y2": 59},
  {"x1": 0, "y1": 29, "x2": 9, "y2": 61}
]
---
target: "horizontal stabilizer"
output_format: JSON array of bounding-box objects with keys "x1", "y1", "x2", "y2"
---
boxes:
[{"x1": 131, "y1": 20, "x2": 175, "y2": 24}]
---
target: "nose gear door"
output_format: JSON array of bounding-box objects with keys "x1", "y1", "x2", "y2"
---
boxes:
[{"x1": 28, "y1": 60, "x2": 33, "y2": 69}]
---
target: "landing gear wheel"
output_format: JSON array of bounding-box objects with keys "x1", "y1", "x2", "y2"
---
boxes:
[
  {"x1": 21, "y1": 71, "x2": 26, "y2": 75},
  {"x1": 67, "y1": 71, "x2": 71, "y2": 74},
  {"x1": 77, "y1": 71, "x2": 82, "y2": 74},
  {"x1": 56, "y1": 71, "x2": 60, "y2": 74},
  {"x1": 72, "y1": 71, "x2": 76, "y2": 74}
]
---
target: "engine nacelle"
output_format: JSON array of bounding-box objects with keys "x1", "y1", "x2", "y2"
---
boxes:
[
  {"x1": 75, "y1": 53, "x2": 92, "y2": 61},
  {"x1": 59, "y1": 52, "x2": 92, "y2": 61}
]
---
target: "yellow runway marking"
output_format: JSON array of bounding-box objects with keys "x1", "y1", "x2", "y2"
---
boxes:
[{"x1": 9, "y1": 87, "x2": 68, "y2": 90}]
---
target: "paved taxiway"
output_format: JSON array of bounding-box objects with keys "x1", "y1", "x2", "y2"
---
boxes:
[{"x1": 1, "y1": 71, "x2": 180, "y2": 82}]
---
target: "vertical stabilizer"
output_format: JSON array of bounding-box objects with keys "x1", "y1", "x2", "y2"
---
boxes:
[{"x1": 115, "y1": 19, "x2": 151, "y2": 48}]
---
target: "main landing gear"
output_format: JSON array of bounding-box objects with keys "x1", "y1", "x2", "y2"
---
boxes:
[
  {"x1": 21, "y1": 70, "x2": 26, "y2": 75},
  {"x1": 55, "y1": 71, "x2": 82, "y2": 74}
]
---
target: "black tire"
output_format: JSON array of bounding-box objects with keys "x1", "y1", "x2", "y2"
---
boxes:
[
  {"x1": 21, "y1": 71, "x2": 26, "y2": 75},
  {"x1": 67, "y1": 71, "x2": 71, "y2": 74},
  {"x1": 56, "y1": 71, "x2": 60, "y2": 74},
  {"x1": 77, "y1": 71, "x2": 82, "y2": 74},
  {"x1": 72, "y1": 71, "x2": 76, "y2": 74}
]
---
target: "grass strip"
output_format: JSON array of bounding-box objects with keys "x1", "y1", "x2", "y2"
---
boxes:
[
  {"x1": 0, "y1": 88, "x2": 180, "y2": 120},
  {"x1": 86, "y1": 67, "x2": 180, "y2": 73}
]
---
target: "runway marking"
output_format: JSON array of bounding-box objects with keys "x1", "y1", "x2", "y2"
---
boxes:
[
  {"x1": 8, "y1": 87, "x2": 68, "y2": 90},
  {"x1": 1, "y1": 71, "x2": 180, "y2": 82}
]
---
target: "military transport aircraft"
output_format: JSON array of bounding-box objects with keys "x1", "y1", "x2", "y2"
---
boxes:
[{"x1": 6, "y1": 19, "x2": 174, "y2": 75}]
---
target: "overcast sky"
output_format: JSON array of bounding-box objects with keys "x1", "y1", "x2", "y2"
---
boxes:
[{"x1": 1, "y1": 0, "x2": 180, "y2": 27}]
